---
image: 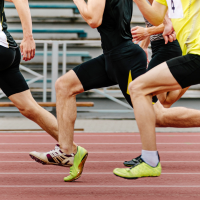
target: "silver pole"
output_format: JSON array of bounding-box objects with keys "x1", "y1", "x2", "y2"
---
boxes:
[
  {"x1": 43, "y1": 42, "x2": 47, "y2": 102},
  {"x1": 62, "y1": 43, "x2": 67, "y2": 75},
  {"x1": 51, "y1": 41, "x2": 59, "y2": 102}
]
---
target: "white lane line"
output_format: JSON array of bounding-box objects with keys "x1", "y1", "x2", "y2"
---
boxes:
[
  {"x1": 0, "y1": 161, "x2": 200, "y2": 163},
  {"x1": 0, "y1": 185, "x2": 200, "y2": 188},
  {"x1": 1, "y1": 135, "x2": 200, "y2": 137},
  {"x1": 0, "y1": 151, "x2": 200, "y2": 153},
  {"x1": 0, "y1": 172, "x2": 200, "y2": 175},
  {"x1": 0, "y1": 143, "x2": 199, "y2": 145}
]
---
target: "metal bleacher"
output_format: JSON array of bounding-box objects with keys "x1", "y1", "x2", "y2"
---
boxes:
[
  {"x1": 8, "y1": 28, "x2": 87, "y2": 38},
  {"x1": 5, "y1": 3, "x2": 80, "y2": 14},
  {"x1": 35, "y1": 50, "x2": 91, "y2": 62}
]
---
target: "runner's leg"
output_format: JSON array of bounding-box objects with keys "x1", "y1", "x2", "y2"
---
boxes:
[
  {"x1": 148, "y1": 40, "x2": 185, "y2": 108},
  {"x1": 0, "y1": 47, "x2": 59, "y2": 141},
  {"x1": 129, "y1": 62, "x2": 180, "y2": 150},
  {"x1": 9, "y1": 90, "x2": 59, "y2": 141},
  {"x1": 129, "y1": 54, "x2": 200, "y2": 150},
  {"x1": 56, "y1": 54, "x2": 116, "y2": 155}
]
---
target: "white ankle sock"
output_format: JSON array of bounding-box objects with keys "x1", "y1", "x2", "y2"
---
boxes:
[{"x1": 141, "y1": 150, "x2": 159, "y2": 167}]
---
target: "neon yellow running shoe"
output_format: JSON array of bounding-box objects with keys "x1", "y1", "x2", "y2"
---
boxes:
[
  {"x1": 113, "y1": 157, "x2": 161, "y2": 179},
  {"x1": 64, "y1": 146, "x2": 88, "y2": 182}
]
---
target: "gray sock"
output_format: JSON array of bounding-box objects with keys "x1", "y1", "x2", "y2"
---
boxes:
[{"x1": 141, "y1": 150, "x2": 159, "y2": 167}]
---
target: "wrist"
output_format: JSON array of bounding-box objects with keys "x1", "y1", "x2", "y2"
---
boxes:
[
  {"x1": 23, "y1": 34, "x2": 34, "y2": 40},
  {"x1": 144, "y1": 28, "x2": 150, "y2": 37}
]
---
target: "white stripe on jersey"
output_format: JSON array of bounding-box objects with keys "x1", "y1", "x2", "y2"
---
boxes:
[{"x1": 0, "y1": 22, "x2": 9, "y2": 48}]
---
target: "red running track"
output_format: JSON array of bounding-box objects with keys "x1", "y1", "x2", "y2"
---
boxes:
[{"x1": 0, "y1": 132, "x2": 200, "y2": 200}]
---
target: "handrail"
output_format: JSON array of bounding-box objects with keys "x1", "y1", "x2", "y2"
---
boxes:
[{"x1": 0, "y1": 40, "x2": 132, "y2": 113}]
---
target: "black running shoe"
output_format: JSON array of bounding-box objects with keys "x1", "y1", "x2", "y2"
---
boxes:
[
  {"x1": 123, "y1": 153, "x2": 160, "y2": 167},
  {"x1": 123, "y1": 155, "x2": 141, "y2": 167}
]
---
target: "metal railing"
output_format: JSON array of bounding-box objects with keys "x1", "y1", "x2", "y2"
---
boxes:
[{"x1": 0, "y1": 40, "x2": 132, "y2": 113}]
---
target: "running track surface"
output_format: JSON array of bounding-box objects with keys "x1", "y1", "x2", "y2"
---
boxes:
[{"x1": 0, "y1": 132, "x2": 200, "y2": 200}]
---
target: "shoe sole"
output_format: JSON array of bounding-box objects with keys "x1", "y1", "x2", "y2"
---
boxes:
[
  {"x1": 29, "y1": 154, "x2": 71, "y2": 167},
  {"x1": 65, "y1": 152, "x2": 88, "y2": 182},
  {"x1": 113, "y1": 173, "x2": 138, "y2": 179},
  {"x1": 114, "y1": 171, "x2": 161, "y2": 179},
  {"x1": 123, "y1": 164, "x2": 134, "y2": 167}
]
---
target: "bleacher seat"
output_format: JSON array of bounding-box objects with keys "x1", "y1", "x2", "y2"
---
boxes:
[
  {"x1": 5, "y1": 3, "x2": 79, "y2": 14},
  {"x1": 8, "y1": 28, "x2": 87, "y2": 38},
  {"x1": 35, "y1": 51, "x2": 91, "y2": 62}
]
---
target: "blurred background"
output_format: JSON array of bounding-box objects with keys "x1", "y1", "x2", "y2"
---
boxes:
[{"x1": 1, "y1": 0, "x2": 200, "y2": 132}]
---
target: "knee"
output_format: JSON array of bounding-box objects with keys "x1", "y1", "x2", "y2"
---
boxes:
[
  {"x1": 55, "y1": 76, "x2": 66, "y2": 94},
  {"x1": 55, "y1": 73, "x2": 81, "y2": 98},
  {"x1": 158, "y1": 94, "x2": 173, "y2": 108},
  {"x1": 128, "y1": 79, "x2": 145, "y2": 99}
]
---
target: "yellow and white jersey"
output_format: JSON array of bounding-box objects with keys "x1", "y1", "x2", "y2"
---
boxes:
[{"x1": 155, "y1": 0, "x2": 200, "y2": 56}]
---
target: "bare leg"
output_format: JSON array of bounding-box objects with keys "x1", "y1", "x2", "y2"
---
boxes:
[
  {"x1": 154, "y1": 100, "x2": 200, "y2": 127},
  {"x1": 9, "y1": 90, "x2": 59, "y2": 141},
  {"x1": 55, "y1": 70, "x2": 84, "y2": 155},
  {"x1": 157, "y1": 87, "x2": 189, "y2": 108},
  {"x1": 129, "y1": 62, "x2": 181, "y2": 150}
]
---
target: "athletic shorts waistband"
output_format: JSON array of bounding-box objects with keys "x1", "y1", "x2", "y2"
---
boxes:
[{"x1": 103, "y1": 40, "x2": 133, "y2": 54}]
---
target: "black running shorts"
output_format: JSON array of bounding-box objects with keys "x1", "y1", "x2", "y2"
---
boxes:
[
  {"x1": 167, "y1": 54, "x2": 200, "y2": 89},
  {"x1": 73, "y1": 40, "x2": 147, "y2": 107},
  {"x1": 148, "y1": 39, "x2": 182, "y2": 71},
  {"x1": 0, "y1": 45, "x2": 29, "y2": 97}
]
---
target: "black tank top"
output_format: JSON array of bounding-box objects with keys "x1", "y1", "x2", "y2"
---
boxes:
[
  {"x1": 0, "y1": 1, "x2": 18, "y2": 48},
  {"x1": 97, "y1": 0, "x2": 132, "y2": 51}
]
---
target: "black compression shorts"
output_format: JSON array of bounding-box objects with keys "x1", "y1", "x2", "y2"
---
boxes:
[
  {"x1": 73, "y1": 40, "x2": 147, "y2": 107},
  {"x1": 148, "y1": 39, "x2": 182, "y2": 71},
  {"x1": 0, "y1": 45, "x2": 29, "y2": 97},
  {"x1": 167, "y1": 54, "x2": 200, "y2": 89}
]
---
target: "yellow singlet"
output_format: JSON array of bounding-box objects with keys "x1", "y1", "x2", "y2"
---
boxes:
[{"x1": 155, "y1": 0, "x2": 200, "y2": 56}]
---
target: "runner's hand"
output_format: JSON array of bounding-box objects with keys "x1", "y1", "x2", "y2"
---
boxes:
[
  {"x1": 131, "y1": 26, "x2": 149, "y2": 43},
  {"x1": 20, "y1": 36, "x2": 35, "y2": 61},
  {"x1": 163, "y1": 24, "x2": 176, "y2": 44}
]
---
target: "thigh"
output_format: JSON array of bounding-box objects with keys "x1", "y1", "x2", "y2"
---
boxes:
[
  {"x1": 134, "y1": 62, "x2": 182, "y2": 97},
  {"x1": 0, "y1": 48, "x2": 29, "y2": 97},
  {"x1": 73, "y1": 54, "x2": 117, "y2": 91}
]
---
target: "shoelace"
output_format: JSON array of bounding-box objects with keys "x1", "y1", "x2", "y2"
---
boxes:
[
  {"x1": 130, "y1": 159, "x2": 143, "y2": 169},
  {"x1": 48, "y1": 146, "x2": 63, "y2": 158},
  {"x1": 49, "y1": 145, "x2": 75, "y2": 158}
]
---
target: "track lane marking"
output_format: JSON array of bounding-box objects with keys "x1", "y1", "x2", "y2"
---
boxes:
[
  {"x1": 0, "y1": 172, "x2": 200, "y2": 175},
  {"x1": 0, "y1": 160, "x2": 200, "y2": 163},
  {"x1": 1, "y1": 135, "x2": 200, "y2": 137},
  {"x1": 0, "y1": 185, "x2": 200, "y2": 188},
  {"x1": 0, "y1": 143, "x2": 199, "y2": 144},
  {"x1": 0, "y1": 151, "x2": 200, "y2": 153}
]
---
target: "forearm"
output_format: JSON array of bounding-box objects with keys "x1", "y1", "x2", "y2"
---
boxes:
[
  {"x1": 147, "y1": 24, "x2": 164, "y2": 36},
  {"x1": 12, "y1": 0, "x2": 33, "y2": 39},
  {"x1": 73, "y1": 0, "x2": 105, "y2": 28},
  {"x1": 134, "y1": 0, "x2": 167, "y2": 25}
]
